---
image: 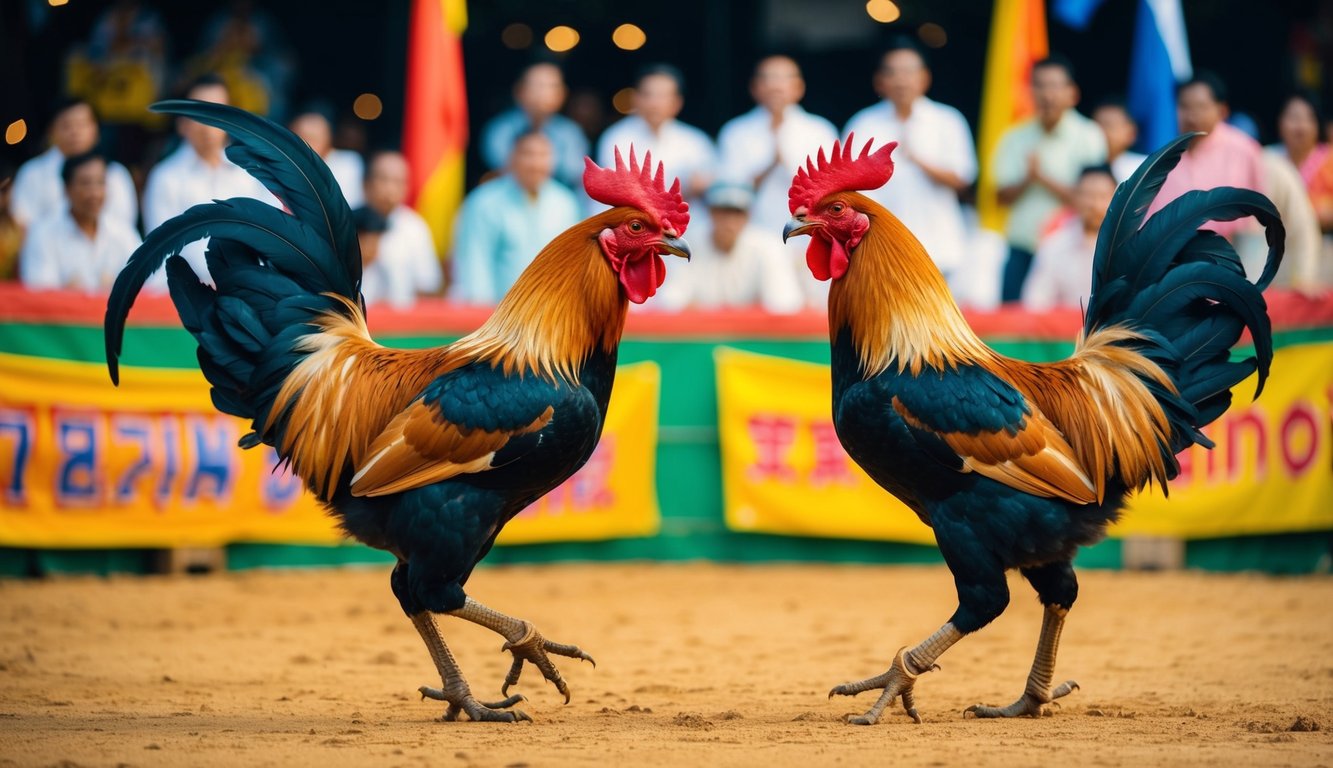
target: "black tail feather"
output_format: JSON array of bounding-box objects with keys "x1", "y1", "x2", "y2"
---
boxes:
[
  {"x1": 1084, "y1": 133, "x2": 1284, "y2": 461},
  {"x1": 106, "y1": 102, "x2": 363, "y2": 456},
  {"x1": 149, "y1": 99, "x2": 360, "y2": 283}
]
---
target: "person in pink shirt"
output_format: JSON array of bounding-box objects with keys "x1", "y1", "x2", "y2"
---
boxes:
[
  {"x1": 1148, "y1": 72, "x2": 1266, "y2": 241},
  {"x1": 1267, "y1": 91, "x2": 1329, "y2": 188}
]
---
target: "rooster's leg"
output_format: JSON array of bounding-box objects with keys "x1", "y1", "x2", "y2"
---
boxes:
[
  {"x1": 829, "y1": 623, "x2": 963, "y2": 725},
  {"x1": 966, "y1": 561, "x2": 1080, "y2": 718},
  {"x1": 450, "y1": 597, "x2": 595, "y2": 703},
  {"x1": 409, "y1": 611, "x2": 531, "y2": 722}
]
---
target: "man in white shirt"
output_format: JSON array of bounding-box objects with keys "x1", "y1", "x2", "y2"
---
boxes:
[
  {"x1": 362, "y1": 151, "x2": 442, "y2": 306},
  {"x1": 20, "y1": 152, "x2": 141, "y2": 293},
  {"x1": 10, "y1": 98, "x2": 138, "y2": 231},
  {"x1": 289, "y1": 107, "x2": 364, "y2": 208},
  {"x1": 651, "y1": 182, "x2": 804, "y2": 314},
  {"x1": 844, "y1": 39, "x2": 977, "y2": 290},
  {"x1": 717, "y1": 55, "x2": 838, "y2": 309},
  {"x1": 142, "y1": 75, "x2": 279, "y2": 288},
  {"x1": 597, "y1": 64, "x2": 715, "y2": 221},
  {"x1": 1022, "y1": 165, "x2": 1116, "y2": 310}
]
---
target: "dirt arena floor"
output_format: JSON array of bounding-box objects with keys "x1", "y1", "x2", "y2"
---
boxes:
[{"x1": 1, "y1": 563, "x2": 1331, "y2": 768}]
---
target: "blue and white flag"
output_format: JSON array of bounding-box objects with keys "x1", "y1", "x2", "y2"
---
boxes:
[{"x1": 1128, "y1": 0, "x2": 1193, "y2": 152}]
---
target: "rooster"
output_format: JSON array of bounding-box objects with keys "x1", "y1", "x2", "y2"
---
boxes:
[
  {"x1": 782, "y1": 134, "x2": 1282, "y2": 725},
  {"x1": 105, "y1": 101, "x2": 691, "y2": 723}
]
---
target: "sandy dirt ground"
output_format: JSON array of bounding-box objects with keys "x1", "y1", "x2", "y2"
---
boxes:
[{"x1": 1, "y1": 563, "x2": 1331, "y2": 768}]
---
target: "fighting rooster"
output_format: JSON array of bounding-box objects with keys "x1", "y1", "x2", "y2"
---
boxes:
[
  {"x1": 782, "y1": 134, "x2": 1282, "y2": 725},
  {"x1": 105, "y1": 101, "x2": 690, "y2": 722}
]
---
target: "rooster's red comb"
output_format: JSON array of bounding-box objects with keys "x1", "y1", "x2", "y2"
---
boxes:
[
  {"x1": 584, "y1": 146, "x2": 690, "y2": 235},
  {"x1": 788, "y1": 134, "x2": 897, "y2": 214}
]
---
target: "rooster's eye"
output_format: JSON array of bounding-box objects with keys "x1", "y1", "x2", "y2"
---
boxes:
[
  {"x1": 830, "y1": 202, "x2": 845, "y2": 215},
  {"x1": 628, "y1": 221, "x2": 644, "y2": 233}
]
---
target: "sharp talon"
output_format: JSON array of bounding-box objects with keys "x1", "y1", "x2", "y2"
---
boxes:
[
  {"x1": 962, "y1": 706, "x2": 978, "y2": 718},
  {"x1": 906, "y1": 708, "x2": 922, "y2": 724},
  {"x1": 514, "y1": 710, "x2": 533, "y2": 723},
  {"x1": 930, "y1": 663, "x2": 941, "y2": 672}
]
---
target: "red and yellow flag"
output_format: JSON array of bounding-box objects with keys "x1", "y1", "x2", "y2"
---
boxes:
[
  {"x1": 403, "y1": 0, "x2": 469, "y2": 261},
  {"x1": 976, "y1": 0, "x2": 1048, "y2": 232}
]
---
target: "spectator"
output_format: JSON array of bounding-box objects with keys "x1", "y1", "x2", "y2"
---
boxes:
[
  {"x1": 1093, "y1": 98, "x2": 1146, "y2": 183},
  {"x1": 596, "y1": 64, "x2": 715, "y2": 222},
  {"x1": 1021, "y1": 165, "x2": 1116, "y2": 311},
  {"x1": 290, "y1": 106, "x2": 364, "y2": 208},
  {"x1": 350, "y1": 205, "x2": 403, "y2": 307},
  {"x1": 0, "y1": 165, "x2": 21, "y2": 281},
  {"x1": 717, "y1": 55, "x2": 838, "y2": 308},
  {"x1": 19, "y1": 152, "x2": 141, "y2": 292},
  {"x1": 142, "y1": 74, "x2": 279, "y2": 287},
  {"x1": 10, "y1": 98, "x2": 139, "y2": 231},
  {"x1": 843, "y1": 38, "x2": 976, "y2": 290},
  {"x1": 363, "y1": 150, "x2": 442, "y2": 305},
  {"x1": 653, "y1": 182, "x2": 804, "y2": 313},
  {"x1": 1259, "y1": 150, "x2": 1324, "y2": 290},
  {"x1": 1147, "y1": 72, "x2": 1266, "y2": 243},
  {"x1": 193, "y1": 0, "x2": 296, "y2": 120},
  {"x1": 449, "y1": 131, "x2": 580, "y2": 305},
  {"x1": 1266, "y1": 91, "x2": 1328, "y2": 188},
  {"x1": 992, "y1": 55, "x2": 1107, "y2": 303},
  {"x1": 1313, "y1": 145, "x2": 1333, "y2": 223},
  {"x1": 480, "y1": 62, "x2": 589, "y2": 191}
]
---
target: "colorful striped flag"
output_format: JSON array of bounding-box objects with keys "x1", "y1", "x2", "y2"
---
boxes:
[
  {"x1": 1127, "y1": 0, "x2": 1192, "y2": 153},
  {"x1": 976, "y1": 0, "x2": 1049, "y2": 233},
  {"x1": 403, "y1": 0, "x2": 469, "y2": 263}
]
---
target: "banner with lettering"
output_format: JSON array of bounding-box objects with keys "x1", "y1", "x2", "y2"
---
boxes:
[
  {"x1": 716, "y1": 345, "x2": 1333, "y2": 542},
  {"x1": 0, "y1": 353, "x2": 660, "y2": 548}
]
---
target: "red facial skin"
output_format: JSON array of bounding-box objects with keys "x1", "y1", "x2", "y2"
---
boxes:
[
  {"x1": 598, "y1": 216, "x2": 676, "y2": 303},
  {"x1": 796, "y1": 196, "x2": 870, "y2": 281}
]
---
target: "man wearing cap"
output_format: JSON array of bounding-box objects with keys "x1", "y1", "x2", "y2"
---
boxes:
[{"x1": 651, "y1": 182, "x2": 804, "y2": 313}]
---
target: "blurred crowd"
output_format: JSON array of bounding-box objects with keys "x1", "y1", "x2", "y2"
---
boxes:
[{"x1": 4, "y1": 10, "x2": 1332, "y2": 314}]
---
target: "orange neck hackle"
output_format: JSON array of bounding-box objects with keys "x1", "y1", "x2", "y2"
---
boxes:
[
  {"x1": 828, "y1": 193, "x2": 991, "y2": 377},
  {"x1": 451, "y1": 208, "x2": 630, "y2": 382}
]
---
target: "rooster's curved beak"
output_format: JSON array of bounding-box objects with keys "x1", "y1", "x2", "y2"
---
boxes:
[
  {"x1": 656, "y1": 235, "x2": 691, "y2": 261},
  {"x1": 783, "y1": 218, "x2": 818, "y2": 243}
]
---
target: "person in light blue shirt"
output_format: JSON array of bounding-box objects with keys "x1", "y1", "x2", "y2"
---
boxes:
[
  {"x1": 480, "y1": 62, "x2": 589, "y2": 191},
  {"x1": 449, "y1": 131, "x2": 581, "y2": 305}
]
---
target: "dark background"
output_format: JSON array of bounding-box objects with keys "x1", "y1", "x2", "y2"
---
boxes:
[{"x1": 3, "y1": 0, "x2": 1328, "y2": 187}]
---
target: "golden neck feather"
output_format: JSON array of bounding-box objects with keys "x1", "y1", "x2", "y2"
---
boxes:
[
  {"x1": 450, "y1": 209, "x2": 629, "y2": 381},
  {"x1": 828, "y1": 193, "x2": 991, "y2": 376}
]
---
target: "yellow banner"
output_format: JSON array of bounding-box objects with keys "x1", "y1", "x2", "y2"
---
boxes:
[
  {"x1": 0, "y1": 353, "x2": 659, "y2": 548},
  {"x1": 716, "y1": 346, "x2": 1333, "y2": 542}
]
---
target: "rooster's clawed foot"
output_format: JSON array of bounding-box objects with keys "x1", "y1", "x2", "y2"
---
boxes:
[
  {"x1": 964, "y1": 680, "x2": 1079, "y2": 718},
  {"x1": 499, "y1": 622, "x2": 596, "y2": 703},
  {"x1": 829, "y1": 646, "x2": 937, "y2": 725},
  {"x1": 418, "y1": 686, "x2": 531, "y2": 723}
]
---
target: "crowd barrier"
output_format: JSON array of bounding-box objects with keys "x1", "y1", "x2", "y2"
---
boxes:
[{"x1": 1, "y1": 284, "x2": 1329, "y2": 573}]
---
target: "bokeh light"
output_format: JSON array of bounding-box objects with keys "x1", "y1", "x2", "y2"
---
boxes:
[
  {"x1": 501, "y1": 23, "x2": 533, "y2": 50},
  {"x1": 612, "y1": 23, "x2": 647, "y2": 51},
  {"x1": 612, "y1": 87, "x2": 635, "y2": 115},
  {"x1": 865, "y1": 0, "x2": 901, "y2": 23},
  {"x1": 5, "y1": 119, "x2": 27, "y2": 145},
  {"x1": 545, "y1": 25, "x2": 580, "y2": 53},
  {"x1": 918, "y1": 22, "x2": 948, "y2": 48},
  {"x1": 353, "y1": 93, "x2": 383, "y2": 121}
]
